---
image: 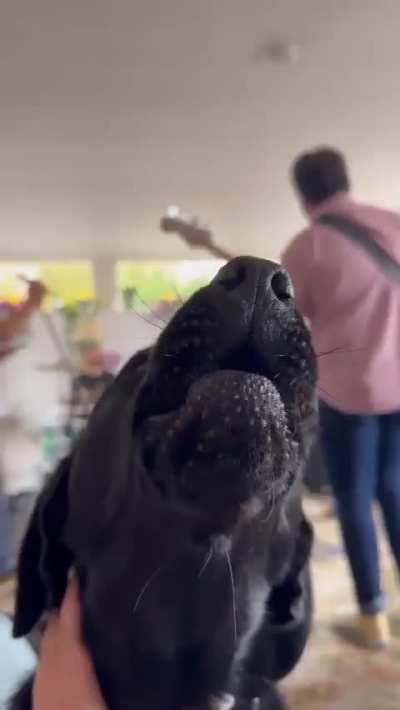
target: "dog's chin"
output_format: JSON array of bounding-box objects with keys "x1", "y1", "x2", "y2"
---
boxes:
[{"x1": 140, "y1": 369, "x2": 301, "y2": 522}]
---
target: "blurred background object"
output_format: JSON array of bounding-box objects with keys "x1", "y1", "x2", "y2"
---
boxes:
[{"x1": 2, "y1": 2, "x2": 400, "y2": 707}]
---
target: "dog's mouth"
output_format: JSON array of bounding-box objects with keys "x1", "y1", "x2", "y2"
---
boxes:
[{"x1": 135, "y1": 260, "x2": 316, "y2": 521}]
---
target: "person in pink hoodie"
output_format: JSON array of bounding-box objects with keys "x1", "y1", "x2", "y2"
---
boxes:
[
  {"x1": 168, "y1": 147, "x2": 400, "y2": 650},
  {"x1": 282, "y1": 148, "x2": 400, "y2": 649}
]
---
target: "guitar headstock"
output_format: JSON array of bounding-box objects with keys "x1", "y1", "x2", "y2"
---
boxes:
[{"x1": 160, "y1": 215, "x2": 213, "y2": 249}]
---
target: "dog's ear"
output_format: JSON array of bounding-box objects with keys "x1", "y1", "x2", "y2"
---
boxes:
[
  {"x1": 267, "y1": 512, "x2": 313, "y2": 627},
  {"x1": 13, "y1": 457, "x2": 73, "y2": 638},
  {"x1": 290, "y1": 513, "x2": 314, "y2": 578},
  {"x1": 246, "y1": 513, "x2": 314, "y2": 683}
]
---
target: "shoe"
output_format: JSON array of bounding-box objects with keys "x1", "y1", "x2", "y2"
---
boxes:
[{"x1": 358, "y1": 612, "x2": 391, "y2": 650}]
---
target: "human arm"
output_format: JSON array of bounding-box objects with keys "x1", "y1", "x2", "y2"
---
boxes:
[
  {"x1": 32, "y1": 577, "x2": 106, "y2": 710},
  {"x1": 0, "y1": 281, "x2": 47, "y2": 343},
  {"x1": 281, "y1": 231, "x2": 315, "y2": 324}
]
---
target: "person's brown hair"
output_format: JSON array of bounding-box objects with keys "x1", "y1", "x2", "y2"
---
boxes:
[{"x1": 292, "y1": 147, "x2": 350, "y2": 206}]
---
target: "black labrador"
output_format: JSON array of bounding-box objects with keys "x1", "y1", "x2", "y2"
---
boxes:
[{"x1": 10, "y1": 257, "x2": 317, "y2": 710}]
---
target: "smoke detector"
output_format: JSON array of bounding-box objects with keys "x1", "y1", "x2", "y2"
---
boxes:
[{"x1": 254, "y1": 39, "x2": 301, "y2": 65}]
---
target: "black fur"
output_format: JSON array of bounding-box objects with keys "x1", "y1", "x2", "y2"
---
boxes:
[{"x1": 10, "y1": 258, "x2": 316, "y2": 709}]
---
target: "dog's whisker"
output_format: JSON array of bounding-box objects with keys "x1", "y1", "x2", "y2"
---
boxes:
[
  {"x1": 317, "y1": 385, "x2": 345, "y2": 406},
  {"x1": 135, "y1": 294, "x2": 169, "y2": 326},
  {"x1": 315, "y1": 345, "x2": 365, "y2": 358},
  {"x1": 263, "y1": 484, "x2": 277, "y2": 525},
  {"x1": 132, "y1": 307, "x2": 163, "y2": 331},
  {"x1": 315, "y1": 347, "x2": 345, "y2": 358},
  {"x1": 198, "y1": 547, "x2": 214, "y2": 578},
  {"x1": 225, "y1": 550, "x2": 237, "y2": 645},
  {"x1": 133, "y1": 565, "x2": 163, "y2": 614},
  {"x1": 170, "y1": 283, "x2": 185, "y2": 306}
]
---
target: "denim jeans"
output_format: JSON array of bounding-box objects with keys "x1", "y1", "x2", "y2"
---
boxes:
[
  {"x1": 0, "y1": 612, "x2": 36, "y2": 706},
  {"x1": 319, "y1": 401, "x2": 400, "y2": 614}
]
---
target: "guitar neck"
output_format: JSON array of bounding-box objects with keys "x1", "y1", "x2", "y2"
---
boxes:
[
  {"x1": 161, "y1": 215, "x2": 234, "y2": 261},
  {"x1": 206, "y1": 242, "x2": 234, "y2": 261},
  {"x1": 179, "y1": 224, "x2": 233, "y2": 261}
]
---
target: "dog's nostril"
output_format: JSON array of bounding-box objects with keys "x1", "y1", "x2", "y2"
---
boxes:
[
  {"x1": 217, "y1": 264, "x2": 246, "y2": 291},
  {"x1": 270, "y1": 271, "x2": 294, "y2": 302}
]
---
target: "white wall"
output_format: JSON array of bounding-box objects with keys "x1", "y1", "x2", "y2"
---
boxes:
[{"x1": 1, "y1": 1, "x2": 400, "y2": 266}]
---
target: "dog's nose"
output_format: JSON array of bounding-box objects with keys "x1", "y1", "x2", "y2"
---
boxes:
[{"x1": 214, "y1": 257, "x2": 294, "y2": 305}]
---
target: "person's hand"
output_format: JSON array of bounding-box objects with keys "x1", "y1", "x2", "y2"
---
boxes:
[
  {"x1": 26, "y1": 280, "x2": 47, "y2": 310},
  {"x1": 33, "y1": 577, "x2": 106, "y2": 710}
]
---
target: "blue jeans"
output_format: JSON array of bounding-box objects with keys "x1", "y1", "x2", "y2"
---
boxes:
[
  {"x1": 0, "y1": 613, "x2": 36, "y2": 705},
  {"x1": 319, "y1": 402, "x2": 400, "y2": 614}
]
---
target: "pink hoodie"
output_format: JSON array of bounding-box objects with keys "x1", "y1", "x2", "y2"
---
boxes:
[{"x1": 281, "y1": 193, "x2": 400, "y2": 414}]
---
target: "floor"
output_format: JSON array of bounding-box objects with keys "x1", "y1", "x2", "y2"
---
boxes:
[
  {"x1": 1, "y1": 496, "x2": 399, "y2": 710},
  {"x1": 282, "y1": 497, "x2": 400, "y2": 710}
]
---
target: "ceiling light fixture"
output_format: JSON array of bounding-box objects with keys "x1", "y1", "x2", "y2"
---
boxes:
[{"x1": 254, "y1": 39, "x2": 301, "y2": 65}]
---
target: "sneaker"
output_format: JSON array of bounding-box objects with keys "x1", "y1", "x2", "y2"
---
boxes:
[{"x1": 358, "y1": 612, "x2": 391, "y2": 650}]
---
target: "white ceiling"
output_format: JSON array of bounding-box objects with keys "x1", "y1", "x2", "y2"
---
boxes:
[{"x1": 1, "y1": 0, "x2": 400, "y2": 262}]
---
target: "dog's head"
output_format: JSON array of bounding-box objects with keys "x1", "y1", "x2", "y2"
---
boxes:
[
  {"x1": 133, "y1": 257, "x2": 316, "y2": 526},
  {"x1": 13, "y1": 257, "x2": 316, "y2": 705}
]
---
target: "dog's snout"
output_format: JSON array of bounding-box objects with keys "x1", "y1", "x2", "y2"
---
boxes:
[
  {"x1": 215, "y1": 261, "x2": 247, "y2": 291},
  {"x1": 214, "y1": 257, "x2": 294, "y2": 306}
]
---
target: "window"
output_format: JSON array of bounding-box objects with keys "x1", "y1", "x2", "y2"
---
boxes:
[
  {"x1": 0, "y1": 261, "x2": 95, "y2": 307},
  {"x1": 115, "y1": 260, "x2": 224, "y2": 318}
]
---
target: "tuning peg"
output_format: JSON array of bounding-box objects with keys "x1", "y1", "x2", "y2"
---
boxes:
[{"x1": 166, "y1": 205, "x2": 180, "y2": 218}]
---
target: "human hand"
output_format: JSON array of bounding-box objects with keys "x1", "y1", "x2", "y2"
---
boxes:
[
  {"x1": 26, "y1": 280, "x2": 47, "y2": 310},
  {"x1": 33, "y1": 577, "x2": 106, "y2": 710}
]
